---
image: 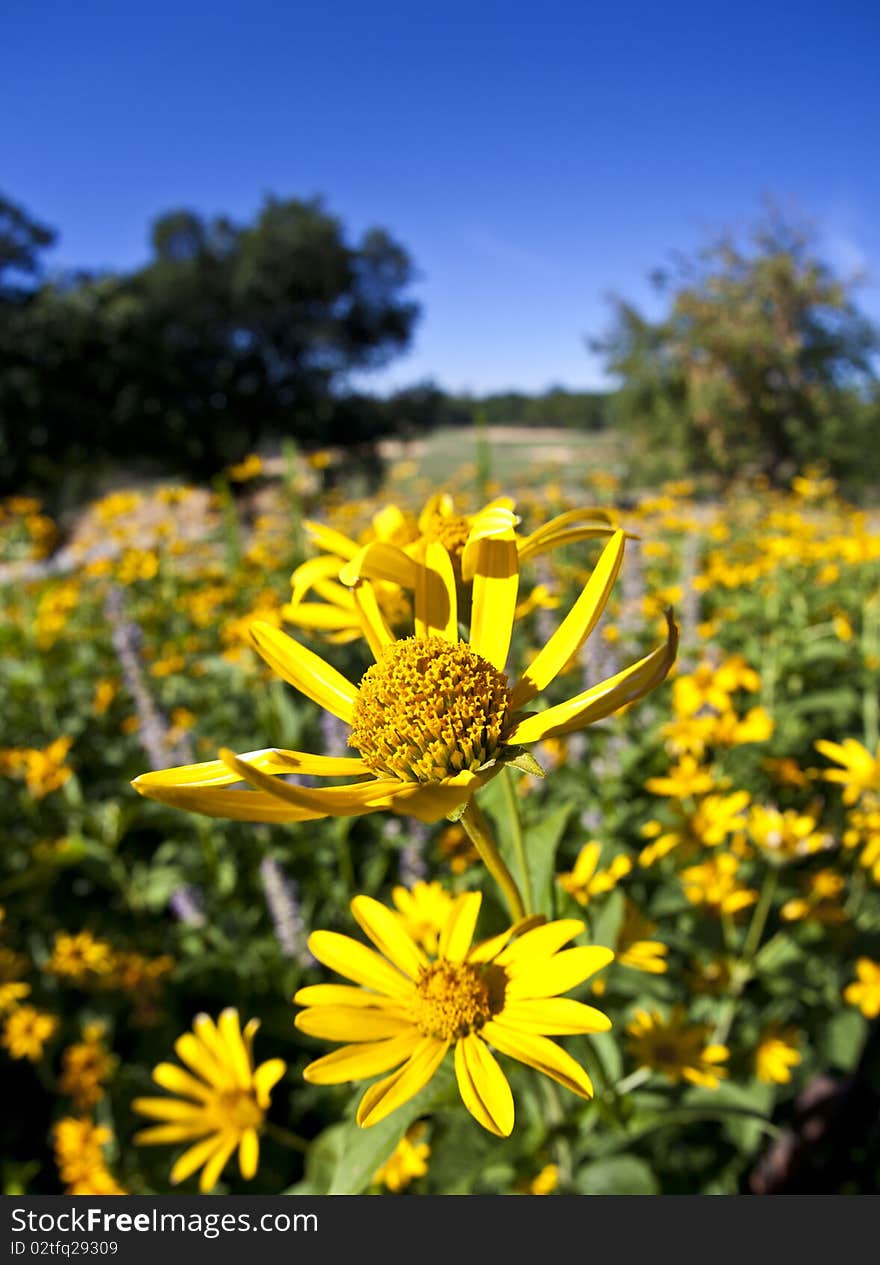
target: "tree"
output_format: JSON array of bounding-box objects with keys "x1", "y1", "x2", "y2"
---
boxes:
[
  {"x1": 593, "y1": 208, "x2": 880, "y2": 486},
  {"x1": 0, "y1": 194, "x2": 419, "y2": 498}
]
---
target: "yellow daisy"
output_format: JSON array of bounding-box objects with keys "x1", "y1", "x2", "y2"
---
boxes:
[
  {"x1": 293, "y1": 891, "x2": 613, "y2": 1137},
  {"x1": 626, "y1": 1006, "x2": 729, "y2": 1089},
  {"x1": 132, "y1": 1007, "x2": 286, "y2": 1192},
  {"x1": 132, "y1": 526, "x2": 677, "y2": 828},
  {"x1": 814, "y1": 737, "x2": 880, "y2": 805}
]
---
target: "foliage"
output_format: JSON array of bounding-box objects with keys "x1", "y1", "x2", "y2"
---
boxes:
[{"x1": 594, "y1": 208, "x2": 880, "y2": 489}]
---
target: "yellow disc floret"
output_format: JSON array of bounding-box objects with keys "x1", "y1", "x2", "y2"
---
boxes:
[
  {"x1": 349, "y1": 636, "x2": 512, "y2": 783},
  {"x1": 410, "y1": 961, "x2": 506, "y2": 1040}
]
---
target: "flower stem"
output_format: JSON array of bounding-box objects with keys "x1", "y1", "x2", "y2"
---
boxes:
[
  {"x1": 712, "y1": 868, "x2": 778, "y2": 1046},
  {"x1": 500, "y1": 768, "x2": 533, "y2": 915},
  {"x1": 264, "y1": 1121, "x2": 309, "y2": 1153},
  {"x1": 460, "y1": 799, "x2": 526, "y2": 922}
]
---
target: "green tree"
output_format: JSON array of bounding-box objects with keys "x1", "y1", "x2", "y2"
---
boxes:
[
  {"x1": 0, "y1": 194, "x2": 419, "y2": 499},
  {"x1": 593, "y1": 209, "x2": 880, "y2": 486}
]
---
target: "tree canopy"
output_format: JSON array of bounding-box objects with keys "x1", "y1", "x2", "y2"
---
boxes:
[
  {"x1": 0, "y1": 194, "x2": 419, "y2": 499},
  {"x1": 593, "y1": 209, "x2": 880, "y2": 486}
]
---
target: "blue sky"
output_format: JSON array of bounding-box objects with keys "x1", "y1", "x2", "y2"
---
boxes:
[{"x1": 5, "y1": 0, "x2": 879, "y2": 393}]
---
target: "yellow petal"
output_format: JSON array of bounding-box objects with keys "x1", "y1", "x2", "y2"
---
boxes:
[
  {"x1": 293, "y1": 983, "x2": 407, "y2": 1010},
  {"x1": 174, "y1": 1032, "x2": 231, "y2": 1088},
  {"x1": 307, "y1": 930, "x2": 413, "y2": 998},
  {"x1": 302, "y1": 520, "x2": 361, "y2": 560},
  {"x1": 135, "y1": 1122, "x2": 215, "y2": 1146},
  {"x1": 350, "y1": 581, "x2": 395, "y2": 659},
  {"x1": 438, "y1": 891, "x2": 482, "y2": 962},
  {"x1": 252, "y1": 1058, "x2": 286, "y2": 1107},
  {"x1": 482, "y1": 1022, "x2": 594, "y2": 1099},
  {"x1": 289, "y1": 555, "x2": 347, "y2": 606},
  {"x1": 505, "y1": 946, "x2": 614, "y2": 998},
  {"x1": 199, "y1": 1134, "x2": 239, "y2": 1192},
  {"x1": 460, "y1": 508, "x2": 519, "y2": 581},
  {"x1": 356, "y1": 1037, "x2": 449, "y2": 1128},
  {"x1": 508, "y1": 610, "x2": 678, "y2": 743},
  {"x1": 303, "y1": 1032, "x2": 421, "y2": 1084},
  {"x1": 217, "y1": 1008, "x2": 253, "y2": 1088},
  {"x1": 386, "y1": 768, "x2": 496, "y2": 824},
  {"x1": 131, "y1": 1097, "x2": 209, "y2": 1122},
  {"x1": 339, "y1": 542, "x2": 419, "y2": 589},
  {"x1": 415, "y1": 541, "x2": 458, "y2": 642},
  {"x1": 280, "y1": 603, "x2": 358, "y2": 631},
  {"x1": 495, "y1": 919, "x2": 585, "y2": 966},
  {"x1": 131, "y1": 781, "x2": 325, "y2": 822},
  {"x1": 249, "y1": 621, "x2": 358, "y2": 724},
  {"x1": 151, "y1": 1062, "x2": 214, "y2": 1103},
  {"x1": 498, "y1": 997, "x2": 612, "y2": 1034},
  {"x1": 510, "y1": 530, "x2": 625, "y2": 707},
  {"x1": 454, "y1": 1033, "x2": 514, "y2": 1137},
  {"x1": 350, "y1": 895, "x2": 428, "y2": 977},
  {"x1": 217, "y1": 749, "x2": 402, "y2": 817},
  {"x1": 132, "y1": 747, "x2": 366, "y2": 792},
  {"x1": 238, "y1": 1128, "x2": 260, "y2": 1180},
  {"x1": 468, "y1": 537, "x2": 519, "y2": 671},
  {"x1": 168, "y1": 1133, "x2": 225, "y2": 1184},
  {"x1": 295, "y1": 1007, "x2": 414, "y2": 1042}
]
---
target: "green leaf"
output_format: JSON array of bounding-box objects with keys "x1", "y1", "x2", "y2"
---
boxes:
[
  {"x1": 327, "y1": 1066, "x2": 452, "y2": 1194},
  {"x1": 576, "y1": 1154, "x2": 659, "y2": 1194},
  {"x1": 819, "y1": 1008, "x2": 868, "y2": 1072},
  {"x1": 591, "y1": 888, "x2": 625, "y2": 950},
  {"x1": 516, "y1": 803, "x2": 573, "y2": 916}
]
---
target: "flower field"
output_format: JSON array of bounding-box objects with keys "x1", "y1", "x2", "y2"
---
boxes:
[{"x1": 2, "y1": 449, "x2": 880, "y2": 1196}]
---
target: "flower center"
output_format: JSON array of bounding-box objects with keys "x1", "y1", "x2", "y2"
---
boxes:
[
  {"x1": 421, "y1": 513, "x2": 472, "y2": 562},
  {"x1": 410, "y1": 961, "x2": 506, "y2": 1040},
  {"x1": 215, "y1": 1088, "x2": 264, "y2": 1132},
  {"x1": 348, "y1": 636, "x2": 512, "y2": 783}
]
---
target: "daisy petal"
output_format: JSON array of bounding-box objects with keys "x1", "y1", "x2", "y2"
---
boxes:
[
  {"x1": 295, "y1": 1007, "x2": 414, "y2": 1042},
  {"x1": 199, "y1": 1134, "x2": 239, "y2": 1192},
  {"x1": 508, "y1": 610, "x2": 678, "y2": 744},
  {"x1": 238, "y1": 1128, "x2": 259, "y2": 1180},
  {"x1": 307, "y1": 930, "x2": 413, "y2": 997},
  {"x1": 510, "y1": 530, "x2": 625, "y2": 707},
  {"x1": 249, "y1": 621, "x2": 358, "y2": 724},
  {"x1": 350, "y1": 582, "x2": 395, "y2": 659},
  {"x1": 438, "y1": 892, "x2": 483, "y2": 961},
  {"x1": 454, "y1": 1034, "x2": 514, "y2": 1137},
  {"x1": 469, "y1": 537, "x2": 519, "y2": 671},
  {"x1": 132, "y1": 748, "x2": 364, "y2": 791},
  {"x1": 217, "y1": 750, "x2": 404, "y2": 817},
  {"x1": 289, "y1": 555, "x2": 348, "y2": 606},
  {"x1": 293, "y1": 984, "x2": 408, "y2": 1010},
  {"x1": 131, "y1": 1098, "x2": 209, "y2": 1122},
  {"x1": 505, "y1": 946, "x2": 615, "y2": 999},
  {"x1": 302, "y1": 1032, "x2": 422, "y2": 1084},
  {"x1": 217, "y1": 1008, "x2": 252, "y2": 1088},
  {"x1": 350, "y1": 896, "x2": 428, "y2": 977},
  {"x1": 498, "y1": 998, "x2": 612, "y2": 1034},
  {"x1": 495, "y1": 919, "x2": 585, "y2": 966},
  {"x1": 302, "y1": 520, "x2": 362, "y2": 561},
  {"x1": 356, "y1": 1037, "x2": 449, "y2": 1128},
  {"x1": 339, "y1": 542, "x2": 419, "y2": 589},
  {"x1": 131, "y1": 781, "x2": 327, "y2": 822},
  {"x1": 252, "y1": 1058, "x2": 286, "y2": 1106},
  {"x1": 135, "y1": 1122, "x2": 215, "y2": 1147},
  {"x1": 482, "y1": 1022, "x2": 594, "y2": 1099},
  {"x1": 415, "y1": 541, "x2": 458, "y2": 642},
  {"x1": 151, "y1": 1062, "x2": 214, "y2": 1102}
]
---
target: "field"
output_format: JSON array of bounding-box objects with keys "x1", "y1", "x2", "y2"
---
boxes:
[{"x1": 2, "y1": 440, "x2": 880, "y2": 1196}]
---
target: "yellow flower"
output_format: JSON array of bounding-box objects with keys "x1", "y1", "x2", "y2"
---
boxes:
[
  {"x1": 781, "y1": 869, "x2": 847, "y2": 924},
  {"x1": 92, "y1": 679, "x2": 118, "y2": 717},
  {"x1": 748, "y1": 806, "x2": 831, "y2": 863},
  {"x1": 2, "y1": 1005, "x2": 58, "y2": 1060},
  {"x1": 294, "y1": 891, "x2": 613, "y2": 1137},
  {"x1": 524, "y1": 1162, "x2": 560, "y2": 1194},
  {"x1": 132, "y1": 1008, "x2": 286, "y2": 1192},
  {"x1": 133, "y1": 526, "x2": 677, "y2": 827},
  {"x1": 645, "y1": 755, "x2": 716, "y2": 800},
  {"x1": 0, "y1": 981, "x2": 30, "y2": 1014},
  {"x1": 680, "y1": 853, "x2": 758, "y2": 917},
  {"x1": 226, "y1": 453, "x2": 264, "y2": 482},
  {"x1": 58, "y1": 1027, "x2": 118, "y2": 1110},
  {"x1": 615, "y1": 900, "x2": 668, "y2": 975},
  {"x1": 843, "y1": 958, "x2": 880, "y2": 1019},
  {"x1": 371, "y1": 1122, "x2": 430, "y2": 1191},
  {"x1": 755, "y1": 1028, "x2": 802, "y2": 1085},
  {"x1": 46, "y1": 931, "x2": 114, "y2": 981},
  {"x1": 1, "y1": 737, "x2": 74, "y2": 799},
  {"x1": 815, "y1": 738, "x2": 880, "y2": 805},
  {"x1": 53, "y1": 1117, "x2": 127, "y2": 1195},
  {"x1": 626, "y1": 1006, "x2": 729, "y2": 1089},
  {"x1": 391, "y1": 882, "x2": 456, "y2": 955},
  {"x1": 557, "y1": 841, "x2": 632, "y2": 907}
]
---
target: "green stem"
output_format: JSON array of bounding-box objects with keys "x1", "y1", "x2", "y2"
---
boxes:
[
  {"x1": 611, "y1": 1065, "x2": 653, "y2": 1097},
  {"x1": 460, "y1": 800, "x2": 526, "y2": 922},
  {"x1": 500, "y1": 768, "x2": 533, "y2": 915},
  {"x1": 712, "y1": 868, "x2": 778, "y2": 1046}
]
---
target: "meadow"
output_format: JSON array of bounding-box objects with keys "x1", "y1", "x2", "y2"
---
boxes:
[{"x1": 2, "y1": 435, "x2": 879, "y2": 1196}]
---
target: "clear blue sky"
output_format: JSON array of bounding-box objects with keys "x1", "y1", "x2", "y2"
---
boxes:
[{"x1": 5, "y1": 0, "x2": 879, "y2": 394}]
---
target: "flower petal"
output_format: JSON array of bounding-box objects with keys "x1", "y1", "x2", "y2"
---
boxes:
[
  {"x1": 131, "y1": 782, "x2": 327, "y2": 822},
  {"x1": 307, "y1": 930, "x2": 413, "y2": 998},
  {"x1": 131, "y1": 1097, "x2": 209, "y2": 1122},
  {"x1": 238, "y1": 1128, "x2": 259, "y2": 1180},
  {"x1": 252, "y1": 1058, "x2": 286, "y2": 1106},
  {"x1": 151, "y1": 1062, "x2": 214, "y2": 1103},
  {"x1": 469, "y1": 537, "x2": 519, "y2": 671},
  {"x1": 293, "y1": 984, "x2": 408, "y2": 1010},
  {"x1": 454, "y1": 1033, "x2": 515, "y2": 1137},
  {"x1": 217, "y1": 749, "x2": 405, "y2": 817},
  {"x1": 508, "y1": 610, "x2": 678, "y2": 744},
  {"x1": 482, "y1": 1021, "x2": 594, "y2": 1099},
  {"x1": 302, "y1": 520, "x2": 362, "y2": 561},
  {"x1": 505, "y1": 946, "x2": 614, "y2": 999},
  {"x1": 438, "y1": 891, "x2": 483, "y2": 962},
  {"x1": 135, "y1": 1122, "x2": 215, "y2": 1147},
  {"x1": 356, "y1": 1037, "x2": 449, "y2": 1128},
  {"x1": 510, "y1": 530, "x2": 625, "y2": 707},
  {"x1": 132, "y1": 747, "x2": 366, "y2": 792},
  {"x1": 199, "y1": 1133, "x2": 239, "y2": 1192},
  {"x1": 350, "y1": 895, "x2": 428, "y2": 977},
  {"x1": 295, "y1": 1007, "x2": 414, "y2": 1042},
  {"x1": 289, "y1": 555, "x2": 349, "y2": 606},
  {"x1": 217, "y1": 1008, "x2": 253, "y2": 1089},
  {"x1": 415, "y1": 541, "x2": 458, "y2": 642},
  {"x1": 498, "y1": 997, "x2": 612, "y2": 1034},
  {"x1": 167, "y1": 1133, "x2": 225, "y2": 1184},
  {"x1": 174, "y1": 1032, "x2": 231, "y2": 1088},
  {"x1": 249, "y1": 621, "x2": 358, "y2": 724},
  {"x1": 350, "y1": 581, "x2": 395, "y2": 659},
  {"x1": 494, "y1": 919, "x2": 585, "y2": 966},
  {"x1": 339, "y1": 542, "x2": 419, "y2": 589},
  {"x1": 302, "y1": 1032, "x2": 422, "y2": 1084}
]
